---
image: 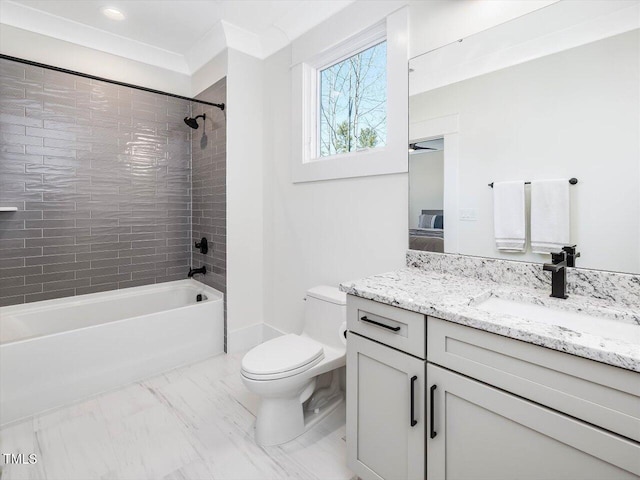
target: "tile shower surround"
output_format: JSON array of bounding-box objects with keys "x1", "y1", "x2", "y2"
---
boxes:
[{"x1": 0, "y1": 58, "x2": 225, "y2": 307}]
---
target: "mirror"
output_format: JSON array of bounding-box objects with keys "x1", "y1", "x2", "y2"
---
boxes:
[{"x1": 408, "y1": 1, "x2": 640, "y2": 274}]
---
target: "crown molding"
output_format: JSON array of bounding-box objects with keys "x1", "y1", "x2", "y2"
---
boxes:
[
  {"x1": 0, "y1": 0, "x2": 190, "y2": 74},
  {"x1": 0, "y1": 0, "x2": 359, "y2": 74},
  {"x1": 183, "y1": 21, "x2": 229, "y2": 74}
]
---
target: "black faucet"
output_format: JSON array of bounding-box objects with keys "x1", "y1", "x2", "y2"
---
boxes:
[
  {"x1": 188, "y1": 266, "x2": 206, "y2": 278},
  {"x1": 543, "y1": 251, "x2": 568, "y2": 299},
  {"x1": 562, "y1": 245, "x2": 580, "y2": 267}
]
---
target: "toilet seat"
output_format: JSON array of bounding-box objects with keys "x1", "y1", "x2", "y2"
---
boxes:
[{"x1": 241, "y1": 334, "x2": 325, "y2": 381}]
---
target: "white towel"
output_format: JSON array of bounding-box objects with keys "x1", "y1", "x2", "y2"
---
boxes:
[
  {"x1": 531, "y1": 179, "x2": 570, "y2": 254},
  {"x1": 493, "y1": 181, "x2": 526, "y2": 251}
]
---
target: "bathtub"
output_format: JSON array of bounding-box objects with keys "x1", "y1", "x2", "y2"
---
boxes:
[{"x1": 0, "y1": 279, "x2": 224, "y2": 426}]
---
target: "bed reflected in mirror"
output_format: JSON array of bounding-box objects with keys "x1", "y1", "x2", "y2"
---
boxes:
[{"x1": 408, "y1": 138, "x2": 444, "y2": 252}]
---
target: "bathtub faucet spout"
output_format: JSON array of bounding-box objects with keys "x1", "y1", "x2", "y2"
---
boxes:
[{"x1": 188, "y1": 266, "x2": 206, "y2": 278}]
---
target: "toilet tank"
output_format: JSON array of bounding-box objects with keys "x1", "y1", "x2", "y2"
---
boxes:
[{"x1": 303, "y1": 286, "x2": 347, "y2": 349}]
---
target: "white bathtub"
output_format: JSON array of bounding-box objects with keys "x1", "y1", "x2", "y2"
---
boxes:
[{"x1": 0, "y1": 279, "x2": 224, "y2": 426}]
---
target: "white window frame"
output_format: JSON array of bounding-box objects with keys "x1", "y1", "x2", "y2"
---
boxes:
[{"x1": 291, "y1": 8, "x2": 408, "y2": 183}]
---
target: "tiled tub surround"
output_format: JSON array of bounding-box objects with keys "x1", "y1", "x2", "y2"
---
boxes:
[
  {"x1": 0, "y1": 58, "x2": 193, "y2": 306},
  {"x1": 340, "y1": 252, "x2": 640, "y2": 372}
]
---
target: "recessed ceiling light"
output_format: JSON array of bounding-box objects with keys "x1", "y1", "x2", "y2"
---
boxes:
[{"x1": 101, "y1": 7, "x2": 125, "y2": 21}]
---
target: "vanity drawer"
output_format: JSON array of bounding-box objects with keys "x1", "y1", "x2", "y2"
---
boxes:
[
  {"x1": 347, "y1": 295, "x2": 426, "y2": 359},
  {"x1": 427, "y1": 317, "x2": 640, "y2": 442}
]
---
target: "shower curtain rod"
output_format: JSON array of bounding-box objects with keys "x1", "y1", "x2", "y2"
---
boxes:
[{"x1": 0, "y1": 54, "x2": 225, "y2": 111}]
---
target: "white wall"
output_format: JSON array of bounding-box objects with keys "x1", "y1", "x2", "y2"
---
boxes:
[
  {"x1": 409, "y1": 151, "x2": 444, "y2": 228},
  {"x1": 0, "y1": 24, "x2": 192, "y2": 96},
  {"x1": 262, "y1": 3, "x2": 411, "y2": 334},
  {"x1": 410, "y1": 29, "x2": 640, "y2": 273},
  {"x1": 262, "y1": 45, "x2": 408, "y2": 334},
  {"x1": 261, "y1": 0, "x2": 555, "y2": 335},
  {"x1": 225, "y1": 48, "x2": 266, "y2": 349}
]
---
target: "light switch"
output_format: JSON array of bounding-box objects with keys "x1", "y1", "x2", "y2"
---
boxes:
[{"x1": 459, "y1": 208, "x2": 478, "y2": 221}]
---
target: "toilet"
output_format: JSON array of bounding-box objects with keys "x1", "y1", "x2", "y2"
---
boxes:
[{"x1": 241, "y1": 285, "x2": 347, "y2": 446}]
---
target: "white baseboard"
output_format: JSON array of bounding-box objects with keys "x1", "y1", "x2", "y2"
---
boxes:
[
  {"x1": 227, "y1": 323, "x2": 263, "y2": 353},
  {"x1": 227, "y1": 323, "x2": 286, "y2": 353},
  {"x1": 263, "y1": 323, "x2": 286, "y2": 341}
]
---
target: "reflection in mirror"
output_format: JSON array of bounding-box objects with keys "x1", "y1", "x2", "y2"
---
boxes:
[
  {"x1": 409, "y1": 139, "x2": 444, "y2": 252},
  {"x1": 408, "y1": 1, "x2": 640, "y2": 274}
]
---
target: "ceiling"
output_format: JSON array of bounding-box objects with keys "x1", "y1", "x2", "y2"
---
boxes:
[{"x1": 0, "y1": 0, "x2": 355, "y2": 74}]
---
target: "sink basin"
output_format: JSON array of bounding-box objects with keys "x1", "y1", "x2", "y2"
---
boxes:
[{"x1": 475, "y1": 297, "x2": 640, "y2": 344}]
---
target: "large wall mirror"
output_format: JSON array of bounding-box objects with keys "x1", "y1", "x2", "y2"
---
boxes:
[{"x1": 408, "y1": 1, "x2": 640, "y2": 274}]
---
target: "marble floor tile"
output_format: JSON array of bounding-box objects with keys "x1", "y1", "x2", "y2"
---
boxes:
[
  {"x1": 0, "y1": 353, "x2": 353, "y2": 480},
  {"x1": 0, "y1": 420, "x2": 47, "y2": 480},
  {"x1": 219, "y1": 371, "x2": 260, "y2": 417}
]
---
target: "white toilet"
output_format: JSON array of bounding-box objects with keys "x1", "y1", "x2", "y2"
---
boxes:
[{"x1": 241, "y1": 285, "x2": 347, "y2": 446}]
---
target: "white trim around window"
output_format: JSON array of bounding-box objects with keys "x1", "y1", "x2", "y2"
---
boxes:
[{"x1": 291, "y1": 7, "x2": 408, "y2": 183}]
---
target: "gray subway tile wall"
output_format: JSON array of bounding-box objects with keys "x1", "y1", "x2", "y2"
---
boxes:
[
  {"x1": 191, "y1": 78, "x2": 227, "y2": 341},
  {"x1": 0, "y1": 58, "x2": 201, "y2": 306}
]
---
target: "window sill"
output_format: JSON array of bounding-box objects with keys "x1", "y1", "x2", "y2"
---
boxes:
[{"x1": 292, "y1": 146, "x2": 406, "y2": 183}]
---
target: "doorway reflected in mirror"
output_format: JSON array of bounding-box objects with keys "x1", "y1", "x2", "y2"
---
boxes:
[{"x1": 409, "y1": 138, "x2": 444, "y2": 252}]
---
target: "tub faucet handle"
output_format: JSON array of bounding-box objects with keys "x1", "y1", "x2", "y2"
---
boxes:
[{"x1": 195, "y1": 237, "x2": 208, "y2": 255}]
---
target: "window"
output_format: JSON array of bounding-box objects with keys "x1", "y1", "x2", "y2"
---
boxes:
[
  {"x1": 319, "y1": 42, "x2": 387, "y2": 157},
  {"x1": 291, "y1": 9, "x2": 408, "y2": 183}
]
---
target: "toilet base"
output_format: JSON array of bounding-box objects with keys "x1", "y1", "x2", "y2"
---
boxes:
[
  {"x1": 254, "y1": 393, "x2": 344, "y2": 446},
  {"x1": 303, "y1": 393, "x2": 344, "y2": 432}
]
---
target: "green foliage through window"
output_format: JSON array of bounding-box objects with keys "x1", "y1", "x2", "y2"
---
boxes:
[{"x1": 319, "y1": 41, "x2": 387, "y2": 157}]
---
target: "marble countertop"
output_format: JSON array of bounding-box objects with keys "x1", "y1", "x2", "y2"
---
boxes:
[{"x1": 340, "y1": 268, "x2": 640, "y2": 372}]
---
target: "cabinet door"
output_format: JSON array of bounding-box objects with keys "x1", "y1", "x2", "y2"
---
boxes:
[
  {"x1": 427, "y1": 364, "x2": 640, "y2": 480},
  {"x1": 347, "y1": 332, "x2": 425, "y2": 480}
]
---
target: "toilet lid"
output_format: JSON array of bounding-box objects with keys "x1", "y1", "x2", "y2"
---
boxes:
[{"x1": 241, "y1": 334, "x2": 324, "y2": 377}]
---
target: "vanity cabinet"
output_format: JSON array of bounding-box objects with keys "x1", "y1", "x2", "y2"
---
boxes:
[
  {"x1": 427, "y1": 364, "x2": 640, "y2": 479},
  {"x1": 346, "y1": 294, "x2": 640, "y2": 480},
  {"x1": 427, "y1": 317, "x2": 640, "y2": 479},
  {"x1": 346, "y1": 295, "x2": 426, "y2": 480}
]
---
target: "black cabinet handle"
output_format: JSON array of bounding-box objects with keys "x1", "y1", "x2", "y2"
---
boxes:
[
  {"x1": 430, "y1": 384, "x2": 438, "y2": 439},
  {"x1": 360, "y1": 315, "x2": 401, "y2": 331},
  {"x1": 410, "y1": 375, "x2": 418, "y2": 427}
]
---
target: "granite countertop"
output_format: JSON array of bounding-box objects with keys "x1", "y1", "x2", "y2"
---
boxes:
[{"x1": 340, "y1": 267, "x2": 640, "y2": 372}]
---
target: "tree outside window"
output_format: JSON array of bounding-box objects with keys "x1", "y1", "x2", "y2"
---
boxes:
[{"x1": 319, "y1": 41, "x2": 387, "y2": 157}]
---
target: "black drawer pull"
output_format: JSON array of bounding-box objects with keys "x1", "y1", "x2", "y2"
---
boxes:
[
  {"x1": 430, "y1": 384, "x2": 438, "y2": 439},
  {"x1": 410, "y1": 375, "x2": 418, "y2": 427},
  {"x1": 360, "y1": 315, "x2": 401, "y2": 331}
]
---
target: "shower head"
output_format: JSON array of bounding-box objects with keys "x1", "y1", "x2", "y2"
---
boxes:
[{"x1": 184, "y1": 113, "x2": 206, "y2": 129}]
